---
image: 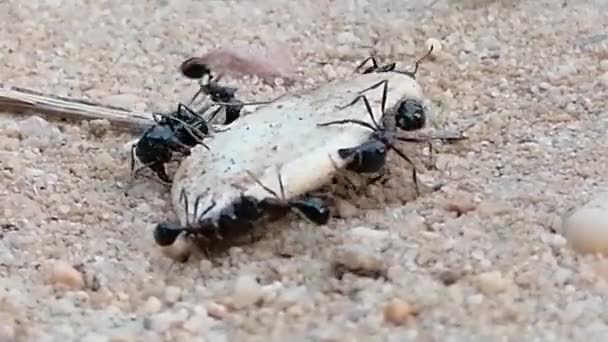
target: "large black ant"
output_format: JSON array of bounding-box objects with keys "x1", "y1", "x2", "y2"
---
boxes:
[
  {"x1": 180, "y1": 57, "x2": 277, "y2": 125},
  {"x1": 354, "y1": 45, "x2": 434, "y2": 80},
  {"x1": 131, "y1": 103, "x2": 210, "y2": 183},
  {"x1": 318, "y1": 78, "x2": 465, "y2": 196},
  {"x1": 153, "y1": 188, "x2": 264, "y2": 248},
  {"x1": 153, "y1": 167, "x2": 330, "y2": 250}
]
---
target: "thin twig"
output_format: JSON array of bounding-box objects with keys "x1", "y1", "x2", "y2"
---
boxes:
[{"x1": 0, "y1": 83, "x2": 155, "y2": 132}]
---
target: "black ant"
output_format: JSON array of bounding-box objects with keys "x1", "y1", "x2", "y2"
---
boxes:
[
  {"x1": 318, "y1": 78, "x2": 465, "y2": 196},
  {"x1": 131, "y1": 103, "x2": 210, "y2": 183},
  {"x1": 180, "y1": 57, "x2": 277, "y2": 125},
  {"x1": 354, "y1": 45, "x2": 434, "y2": 80},
  {"x1": 154, "y1": 188, "x2": 264, "y2": 249},
  {"x1": 154, "y1": 167, "x2": 331, "y2": 250},
  {"x1": 245, "y1": 168, "x2": 331, "y2": 226}
]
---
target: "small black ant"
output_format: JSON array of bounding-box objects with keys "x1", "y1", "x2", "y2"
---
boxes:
[
  {"x1": 131, "y1": 103, "x2": 210, "y2": 183},
  {"x1": 318, "y1": 78, "x2": 465, "y2": 196},
  {"x1": 180, "y1": 57, "x2": 277, "y2": 125},
  {"x1": 245, "y1": 168, "x2": 331, "y2": 226},
  {"x1": 354, "y1": 45, "x2": 434, "y2": 80}
]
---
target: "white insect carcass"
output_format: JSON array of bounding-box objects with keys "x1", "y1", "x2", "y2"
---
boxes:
[{"x1": 168, "y1": 71, "x2": 424, "y2": 235}]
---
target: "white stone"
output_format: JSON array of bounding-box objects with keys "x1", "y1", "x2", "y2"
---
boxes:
[
  {"x1": 563, "y1": 192, "x2": 608, "y2": 255},
  {"x1": 232, "y1": 275, "x2": 263, "y2": 309}
]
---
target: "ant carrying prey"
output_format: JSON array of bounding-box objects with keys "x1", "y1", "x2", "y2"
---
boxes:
[
  {"x1": 317, "y1": 78, "x2": 466, "y2": 197},
  {"x1": 154, "y1": 167, "x2": 330, "y2": 253},
  {"x1": 131, "y1": 103, "x2": 210, "y2": 183}
]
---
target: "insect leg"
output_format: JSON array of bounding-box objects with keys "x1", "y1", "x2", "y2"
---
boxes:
[
  {"x1": 353, "y1": 56, "x2": 379, "y2": 74},
  {"x1": 386, "y1": 142, "x2": 420, "y2": 197}
]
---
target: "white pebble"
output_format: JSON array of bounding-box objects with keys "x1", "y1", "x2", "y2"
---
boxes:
[
  {"x1": 164, "y1": 286, "x2": 182, "y2": 304},
  {"x1": 49, "y1": 260, "x2": 85, "y2": 290},
  {"x1": 142, "y1": 296, "x2": 162, "y2": 314},
  {"x1": 563, "y1": 193, "x2": 608, "y2": 255},
  {"x1": 476, "y1": 271, "x2": 510, "y2": 294},
  {"x1": 232, "y1": 275, "x2": 262, "y2": 309}
]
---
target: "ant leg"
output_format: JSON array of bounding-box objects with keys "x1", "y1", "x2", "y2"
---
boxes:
[
  {"x1": 353, "y1": 56, "x2": 379, "y2": 74},
  {"x1": 317, "y1": 119, "x2": 376, "y2": 132},
  {"x1": 355, "y1": 79, "x2": 389, "y2": 117},
  {"x1": 376, "y1": 62, "x2": 397, "y2": 73},
  {"x1": 245, "y1": 170, "x2": 280, "y2": 199},
  {"x1": 206, "y1": 106, "x2": 224, "y2": 124},
  {"x1": 386, "y1": 143, "x2": 420, "y2": 197},
  {"x1": 177, "y1": 102, "x2": 207, "y2": 123},
  {"x1": 189, "y1": 87, "x2": 204, "y2": 105},
  {"x1": 130, "y1": 144, "x2": 138, "y2": 177},
  {"x1": 276, "y1": 166, "x2": 287, "y2": 200},
  {"x1": 148, "y1": 163, "x2": 172, "y2": 183},
  {"x1": 411, "y1": 45, "x2": 434, "y2": 76},
  {"x1": 179, "y1": 188, "x2": 191, "y2": 226},
  {"x1": 335, "y1": 94, "x2": 381, "y2": 129},
  {"x1": 395, "y1": 45, "x2": 434, "y2": 78},
  {"x1": 155, "y1": 113, "x2": 210, "y2": 150},
  {"x1": 193, "y1": 197, "x2": 216, "y2": 224}
]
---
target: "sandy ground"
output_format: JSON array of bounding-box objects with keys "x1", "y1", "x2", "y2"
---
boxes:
[{"x1": 2, "y1": 0, "x2": 608, "y2": 340}]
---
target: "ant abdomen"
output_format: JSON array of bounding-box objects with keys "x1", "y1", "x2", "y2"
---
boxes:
[{"x1": 154, "y1": 222, "x2": 184, "y2": 247}]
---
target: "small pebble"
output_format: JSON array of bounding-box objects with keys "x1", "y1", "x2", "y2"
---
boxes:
[
  {"x1": 164, "y1": 286, "x2": 182, "y2": 304},
  {"x1": 443, "y1": 192, "x2": 477, "y2": 216},
  {"x1": 476, "y1": 271, "x2": 510, "y2": 294},
  {"x1": 331, "y1": 247, "x2": 387, "y2": 279},
  {"x1": 49, "y1": 260, "x2": 86, "y2": 290},
  {"x1": 563, "y1": 193, "x2": 608, "y2": 255},
  {"x1": 232, "y1": 275, "x2": 262, "y2": 309},
  {"x1": 384, "y1": 298, "x2": 417, "y2": 325},
  {"x1": 206, "y1": 302, "x2": 228, "y2": 319},
  {"x1": 142, "y1": 296, "x2": 162, "y2": 314}
]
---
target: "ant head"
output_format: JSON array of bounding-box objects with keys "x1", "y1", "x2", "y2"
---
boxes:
[
  {"x1": 180, "y1": 57, "x2": 212, "y2": 79},
  {"x1": 395, "y1": 99, "x2": 426, "y2": 132},
  {"x1": 154, "y1": 222, "x2": 184, "y2": 247}
]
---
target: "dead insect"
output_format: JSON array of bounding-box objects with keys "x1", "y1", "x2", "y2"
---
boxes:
[
  {"x1": 246, "y1": 168, "x2": 331, "y2": 225},
  {"x1": 131, "y1": 103, "x2": 210, "y2": 183},
  {"x1": 354, "y1": 45, "x2": 434, "y2": 80},
  {"x1": 318, "y1": 77, "x2": 462, "y2": 196}
]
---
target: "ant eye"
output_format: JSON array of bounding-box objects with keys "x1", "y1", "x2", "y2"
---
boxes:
[{"x1": 154, "y1": 224, "x2": 181, "y2": 246}]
